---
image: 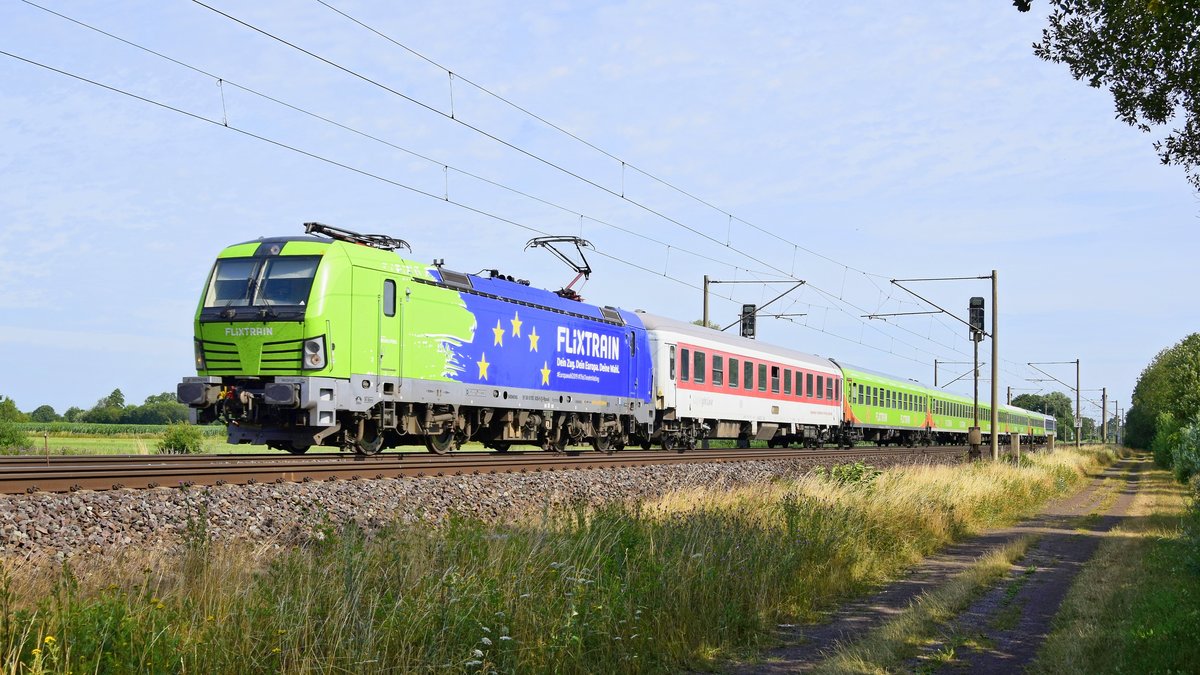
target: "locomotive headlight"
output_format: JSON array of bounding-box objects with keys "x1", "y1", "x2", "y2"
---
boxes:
[
  {"x1": 302, "y1": 335, "x2": 327, "y2": 370},
  {"x1": 194, "y1": 339, "x2": 206, "y2": 371}
]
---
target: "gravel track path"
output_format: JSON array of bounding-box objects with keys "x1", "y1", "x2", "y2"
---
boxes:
[{"x1": 727, "y1": 455, "x2": 1143, "y2": 673}]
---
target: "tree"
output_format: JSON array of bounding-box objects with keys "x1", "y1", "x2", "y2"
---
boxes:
[
  {"x1": 101, "y1": 388, "x2": 126, "y2": 409},
  {"x1": 1080, "y1": 416, "x2": 1097, "y2": 440},
  {"x1": 62, "y1": 406, "x2": 84, "y2": 422},
  {"x1": 1026, "y1": 1, "x2": 1200, "y2": 191},
  {"x1": 691, "y1": 319, "x2": 721, "y2": 330},
  {"x1": 28, "y1": 405, "x2": 59, "y2": 422},
  {"x1": 1011, "y1": 391, "x2": 1076, "y2": 441},
  {"x1": 0, "y1": 396, "x2": 28, "y2": 423},
  {"x1": 1126, "y1": 333, "x2": 1200, "y2": 450},
  {"x1": 143, "y1": 392, "x2": 178, "y2": 405}
]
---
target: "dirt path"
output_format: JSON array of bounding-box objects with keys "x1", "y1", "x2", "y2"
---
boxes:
[{"x1": 726, "y1": 456, "x2": 1144, "y2": 674}]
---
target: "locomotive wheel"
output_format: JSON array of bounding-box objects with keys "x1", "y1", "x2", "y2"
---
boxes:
[
  {"x1": 425, "y1": 429, "x2": 457, "y2": 455},
  {"x1": 354, "y1": 423, "x2": 384, "y2": 456},
  {"x1": 591, "y1": 434, "x2": 615, "y2": 454}
]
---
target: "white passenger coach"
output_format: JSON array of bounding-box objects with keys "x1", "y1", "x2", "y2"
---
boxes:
[{"x1": 638, "y1": 312, "x2": 845, "y2": 449}]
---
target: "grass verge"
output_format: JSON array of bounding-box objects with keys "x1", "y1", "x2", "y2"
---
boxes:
[
  {"x1": 1029, "y1": 457, "x2": 1200, "y2": 673},
  {"x1": 0, "y1": 447, "x2": 1114, "y2": 673}
]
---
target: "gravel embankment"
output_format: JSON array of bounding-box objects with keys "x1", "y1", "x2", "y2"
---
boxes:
[{"x1": 1, "y1": 453, "x2": 956, "y2": 560}]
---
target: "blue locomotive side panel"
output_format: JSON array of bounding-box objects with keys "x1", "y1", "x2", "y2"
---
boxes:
[{"x1": 432, "y1": 271, "x2": 653, "y2": 402}]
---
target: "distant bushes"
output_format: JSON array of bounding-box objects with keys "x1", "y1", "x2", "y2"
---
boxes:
[
  {"x1": 156, "y1": 423, "x2": 206, "y2": 454},
  {"x1": 1149, "y1": 411, "x2": 1200, "y2": 484},
  {"x1": 0, "y1": 419, "x2": 29, "y2": 452}
]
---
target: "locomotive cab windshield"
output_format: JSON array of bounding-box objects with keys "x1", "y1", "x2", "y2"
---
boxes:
[{"x1": 200, "y1": 254, "x2": 321, "y2": 322}]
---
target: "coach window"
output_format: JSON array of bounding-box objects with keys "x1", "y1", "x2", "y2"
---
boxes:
[
  {"x1": 729, "y1": 358, "x2": 739, "y2": 387},
  {"x1": 758, "y1": 364, "x2": 768, "y2": 392},
  {"x1": 816, "y1": 375, "x2": 824, "y2": 399},
  {"x1": 712, "y1": 355, "x2": 724, "y2": 386},
  {"x1": 784, "y1": 369, "x2": 792, "y2": 395},
  {"x1": 807, "y1": 373, "x2": 815, "y2": 399},
  {"x1": 383, "y1": 280, "x2": 396, "y2": 317},
  {"x1": 858, "y1": 384, "x2": 865, "y2": 405},
  {"x1": 680, "y1": 348, "x2": 690, "y2": 381},
  {"x1": 669, "y1": 345, "x2": 676, "y2": 380},
  {"x1": 694, "y1": 351, "x2": 706, "y2": 384},
  {"x1": 770, "y1": 366, "x2": 780, "y2": 393},
  {"x1": 835, "y1": 379, "x2": 841, "y2": 402},
  {"x1": 744, "y1": 361, "x2": 754, "y2": 390}
]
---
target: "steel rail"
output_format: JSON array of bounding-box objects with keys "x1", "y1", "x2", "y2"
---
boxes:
[{"x1": 0, "y1": 445, "x2": 978, "y2": 495}]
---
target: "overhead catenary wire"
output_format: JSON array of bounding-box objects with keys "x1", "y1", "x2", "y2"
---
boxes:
[
  {"x1": 14, "y1": 0, "x2": 781, "y2": 282},
  {"x1": 310, "y1": 0, "x2": 892, "y2": 280},
  {"x1": 12, "y1": 2, "x2": 1035, "y2": 379},
  {"x1": 22, "y1": 0, "x2": 986, "y2": 370},
  {"x1": 0, "y1": 48, "x2": 752, "y2": 305},
  {"x1": 189, "y1": 0, "x2": 800, "y2": 286},
  {"x1": 288, "y1": 0, "x2": 1042, "y2": 380}
]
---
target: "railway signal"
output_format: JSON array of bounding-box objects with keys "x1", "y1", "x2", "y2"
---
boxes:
[{"x1": 740, "y1": 304, "x2": 756, "y2": 339}]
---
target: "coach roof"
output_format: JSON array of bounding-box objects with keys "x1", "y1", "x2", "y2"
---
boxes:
[{"x1": 636, "y1": 311, "x2": 838, "y2": 372}]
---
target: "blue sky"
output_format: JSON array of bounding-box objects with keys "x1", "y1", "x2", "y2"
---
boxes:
[{"x1": 0, "y1": 0, "x2": 1192, "y2": 422}]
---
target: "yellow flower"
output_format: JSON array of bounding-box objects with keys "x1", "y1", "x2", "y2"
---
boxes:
[
  {"x1": 31, "y1": 648, "x2": 41, "y2": 656},
  {"x1": 271, "y1": 647, "x2": 281, "y2": 654},
  {"x1": 43, "y1": 636, "x2": 56, "y2": 645}
]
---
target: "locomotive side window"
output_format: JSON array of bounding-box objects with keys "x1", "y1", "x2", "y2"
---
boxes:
[
  {"x1": 758, "y1": 364, "x2": 767, "y2": 392},
  {"x1": 784, "y1": 369, "x2": 792, "y2": 395},
  {"x1": 680, "y1": 348, "x2": 690, "y2": 381},
  {"x1": 383, "y1": 280, "x2": 396, "y2": 317},
  {"x1": 729, "y1": 358, "x2": 739, "y2": 387},
  {"x1": 712, "y1": 355, "x2": 724, "y2": 386},
  {"x1": 770, "y1": 366, "x2": 780, "y2": 393},
  {"x1": 816, "y1": 375, "x2": 824, "y2": 399},
  {"x1": 744, "y1": 361, "x2": 754, "y2": 390},
  {"x1": 693, "y1": 351, "x2": 705, "y2": 384},
  {"x1": 669, "y1": 345, "x2": 676, "y2": 380}
]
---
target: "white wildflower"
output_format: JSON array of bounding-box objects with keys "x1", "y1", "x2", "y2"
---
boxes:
[{"x1": 480, "y1": 637, "x2": 493, "y2": 646}]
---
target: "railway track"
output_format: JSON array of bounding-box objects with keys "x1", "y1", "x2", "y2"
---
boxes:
[{"x1": 0, "y1": 445, "x2": 974, "y2": 495}]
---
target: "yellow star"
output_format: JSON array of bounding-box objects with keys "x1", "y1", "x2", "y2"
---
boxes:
[
  {"x1": 478, "y1": 352, "x2": 490, "y2": 380},
  {"x1": 540, "y1": 361, "x2": 551, "y2": 386},
  {"x1": 510, "y1": 312, "x2": 523, "y2": 337},
  {"x1": 528, "y1": 326, "x2": 540, "y2": 352},
  {"x1": 492, "y1": 319, "x2": 505, "y2": 346}
]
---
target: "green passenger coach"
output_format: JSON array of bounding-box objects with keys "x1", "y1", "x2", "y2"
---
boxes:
[{"x1": 837, "y1": 361, "x2": 1049, "y2": 447}]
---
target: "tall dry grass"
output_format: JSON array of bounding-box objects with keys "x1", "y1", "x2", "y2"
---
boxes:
[{"x1": 0, "y1": 447, "x2": 1114, "y2": 673}]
